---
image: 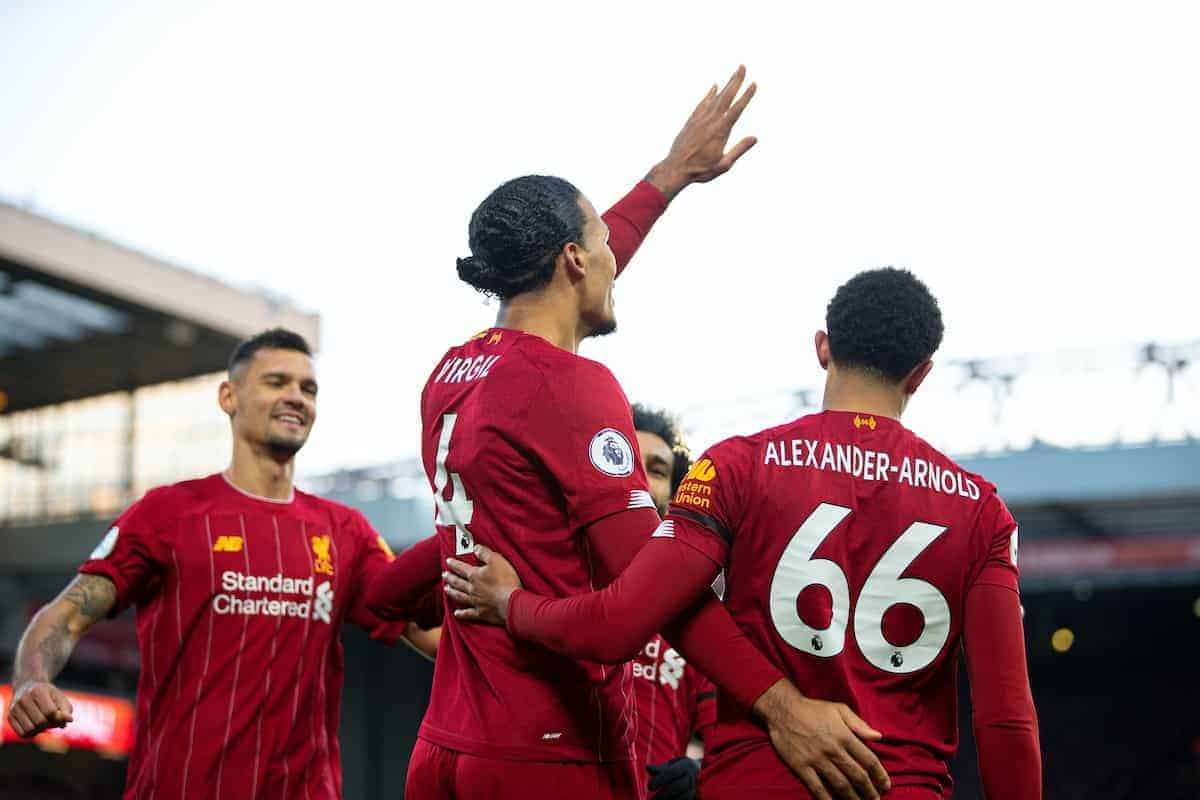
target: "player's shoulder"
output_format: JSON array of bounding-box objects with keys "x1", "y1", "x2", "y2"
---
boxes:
[
  {"x1": 512, "y1": 334, "x2": 618, "y2": 385},
  {"x1": 700, "y1": 431, "x2": 764, "y2": 469},
  {"x1": 496, "y1": 337, "x2": 626, "y2": 417},
  {"x1": 894, "y1": 426, "x2": 1013, "y2": 534},
  {"x1": 706, "y1": 414, "x2": 822, "y2": 464},
  {"x1": 294, "y1": 489, "x2": 376, "y2": 534},
  {"x1": 902, "y1": 426, "x2": 1002, "y2": 499},
  {"x1": 132, "y1": 474, "x2": 221, "y2": 516}
]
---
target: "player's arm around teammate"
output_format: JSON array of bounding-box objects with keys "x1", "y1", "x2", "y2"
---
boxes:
[
  {"x1": 7, "y1": 574, "x2": 116, "y2": 737},
  {"x1": 447, "y1": 541, "x2": 889, "y2": 800}
]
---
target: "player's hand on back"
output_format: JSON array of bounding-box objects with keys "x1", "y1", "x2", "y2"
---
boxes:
[
  {"x1": 645, "y1": 65, "x2": 758, "y2": 201},
  {"x1": 753, "y1": 679, "x2": 891, "y2": 800},
  {"x1": 7, "y1": 681, "x2": 74, "y2": 738},
  {"x1": 444, "y1": 544, "x2": 522, "y2": 626}
]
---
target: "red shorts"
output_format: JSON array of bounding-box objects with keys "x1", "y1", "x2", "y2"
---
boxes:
[
  {"x1": 701, "y1": 786, "x2": 939, "y2": 800},
  {"x1": 700, "y1": 741, "x2": 944, "y2": 800},
  {"x1": 406, "y1": 738, "x2": 642, "y2": 800}
]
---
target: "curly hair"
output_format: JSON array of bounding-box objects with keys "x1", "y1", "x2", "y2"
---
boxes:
[
  {"x1": 825, "y1": 267, "x2": 944, "y2": 383},
  {"x1": 456, "y1": 175, "x2": 587, "y2": 300},
  {"x1": 631, "y1": 403, "x2": 692, "y2": 494},
  {"x1": 228, "y1": 328, "x2": 312, "y2": 377}
]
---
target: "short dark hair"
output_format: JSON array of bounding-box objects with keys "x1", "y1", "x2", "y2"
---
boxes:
[
  {"x1": 456, "y1": 175, "x2": 587, "y2": 300},
  {"x1": 631, "y1": 404, "x2": 692, "y2": 494},
  {"x1": 825, "y1": 267, "x2": 944, "y2": 383},
  {"x1": 228, "y1": 328, "x2": 312, "y2": 376}
]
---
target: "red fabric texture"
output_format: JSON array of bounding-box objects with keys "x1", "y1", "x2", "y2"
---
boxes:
[
  {"x1": 405, "y1": 738, "x2": 639, "y2": 800},
  {"x1": 77, "y1": 473, "x2": 404, "y2": 800},
  {"x1": 964, "y1": 583, "x2": 1043, "y2": 799}
]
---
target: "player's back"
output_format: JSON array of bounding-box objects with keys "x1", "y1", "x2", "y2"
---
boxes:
[
  {"x1": 418, "y1": 328, "x2": 650, "y2": 763},
  {"x1": 687, "y1": 410, "x2": 1018, "y2": 797}
]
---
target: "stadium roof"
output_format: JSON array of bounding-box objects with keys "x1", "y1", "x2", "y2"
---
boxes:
[
  {"x1": 960, "y1": 438, "x2": 1200, "y2": 505},
  {"x1": 0, "y1": 199, "x2": 320, "y2": 413}
]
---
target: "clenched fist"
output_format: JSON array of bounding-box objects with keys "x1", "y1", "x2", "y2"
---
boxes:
[{"x1": 7, "y1": 681, "x2": 74, "y2": 737}]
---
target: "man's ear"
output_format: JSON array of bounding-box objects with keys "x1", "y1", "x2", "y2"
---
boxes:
[
  {"x1": 218, "y1": 380, "x2": 237, "y2": 418},
  {"x1": 903, "y1": 360, "x2": 934, "y2": 395},
  {"x1": 560, "y1": 242, "x2": 587, "y2": 283},
  {"x1": 814, "y1": 330, "x2": 831, "y2": 370}
]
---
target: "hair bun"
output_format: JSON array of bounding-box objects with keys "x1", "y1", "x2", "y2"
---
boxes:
[{"x1": 457, "y1": 255, "x2": 504, "y2": 294}]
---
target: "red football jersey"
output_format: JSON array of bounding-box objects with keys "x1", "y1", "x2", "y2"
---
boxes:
[
  {"x1": 667, "y1": 411, "x2": 1020, "y2": 797},
  {"x1": 630, "y1": 634, "x2": 716, "y2": 768},
  {"x1": 418, "y1": 328, "x2": 654, "y2": 763},
  {"x1": 78, "y1": 473, "x2": 403, "y2": 800}
]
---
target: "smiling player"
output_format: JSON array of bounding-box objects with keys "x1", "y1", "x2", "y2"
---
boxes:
[{"x1": 7, "y1": 329, "x2": 435, "y2": 799}]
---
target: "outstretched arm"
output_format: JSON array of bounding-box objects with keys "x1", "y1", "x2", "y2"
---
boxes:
[
  {"x1": 8, "y1": 574, "x2": 117, "y2": 737},
  {"x1": 606, "y1": 65, "x2": 758, "y2": 276}
]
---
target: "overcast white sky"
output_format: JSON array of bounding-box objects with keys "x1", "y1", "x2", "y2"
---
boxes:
[{"x1": 2, "y1": 2, "x2": 1197, "y2": 475}]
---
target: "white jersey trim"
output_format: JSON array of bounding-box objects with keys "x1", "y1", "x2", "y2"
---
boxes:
[
  {"x1": 221, "y1": 472, "x2": 295, "y2": 504},
  {"x1": 627, "y1": 490, "x2": 656, "y2": 510}
]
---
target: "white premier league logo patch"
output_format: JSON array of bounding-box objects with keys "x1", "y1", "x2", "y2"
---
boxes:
[{"x1": 589, "y1": 428, "x2": 634, "y2": 477}]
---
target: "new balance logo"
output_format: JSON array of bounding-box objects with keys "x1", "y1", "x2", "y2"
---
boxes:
[
  {"x1": 213, "y1": 535, "x2": 243, "y2": 553},
  {"x1": 542, "y1": 732, "x2": 562, "y2": 741}
]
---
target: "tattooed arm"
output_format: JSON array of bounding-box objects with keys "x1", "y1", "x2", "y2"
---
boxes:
[{"x1": 7, "y1": 574, "x2": 117, "y2": 737}]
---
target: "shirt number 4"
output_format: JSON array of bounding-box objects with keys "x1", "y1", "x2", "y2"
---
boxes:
[
  {"x1": 769, "y1": 503, "x2": 951, "y2": 675},
  {"x1": 434, "y1": 413, "x2": 476, "y2": 556}
]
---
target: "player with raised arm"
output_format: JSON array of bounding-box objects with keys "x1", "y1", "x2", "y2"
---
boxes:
[
  {"x1": 367, "y1": 67, "x2": 888, "y2": 800},
  {"x1": 446, "y1": 268, "x2": 1042, "y2": 799},
  {"x1": 6, "y1": 329, "x2": 438, "y2": 799},
  {"x1": 631, "y1": 404, "x2": 716, "y2": 800}
]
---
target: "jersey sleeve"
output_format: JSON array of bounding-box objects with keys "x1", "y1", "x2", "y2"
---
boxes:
[
  {"x1": 664, "y1": 438, "x2": 750, "y2": 568},
  {"x1": 525, "y1": 360, "x2": 652, "y2": 531},
  {"x1": 964, "y1": 582, "x2": 1042, "y2": 797},
  {"x1": 603, "y1": 180, "x2": 669, "y2": 277},
  {"x1": 77, "y1": 491, "x2": 169, "y2": 615},
  {"x1": 692, "y1": 676, "x2": 718, "y2": 741},
  {"x1": 971, "y1": 493, "x2": 1021, "y2": 592},
  {"x1": 342, "y1": 510, "x2": 411, "y2": 645}
]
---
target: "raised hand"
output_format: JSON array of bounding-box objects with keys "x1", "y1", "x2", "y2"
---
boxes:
[
  {"x1": 646, "y1": 65, "x2": 759, "y2": 201},
  {"x1": 444, "y1": 543, "x2": 522, "y2": 625}
]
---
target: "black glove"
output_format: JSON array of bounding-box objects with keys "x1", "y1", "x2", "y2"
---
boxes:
[{"x1": 646, "y1": 756, "x2": 700, "y2": 800}]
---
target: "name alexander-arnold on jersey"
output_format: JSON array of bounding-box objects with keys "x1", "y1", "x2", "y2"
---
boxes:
[{"x1": 764, "y1": 439, "x2": 981, "y2": 500}]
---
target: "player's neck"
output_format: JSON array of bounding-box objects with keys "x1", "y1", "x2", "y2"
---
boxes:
[
  {"x1": 225, "y1": 441, "x2": 296, "y2": 501},
  {"x1": 495, "y1": 298, "x2": 582, "y2": 353},
  {"x1": 821, "y1": 377, "x2": 904, "y2": 421}
]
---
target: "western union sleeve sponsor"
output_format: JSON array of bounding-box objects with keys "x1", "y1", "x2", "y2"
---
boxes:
[{"x1": 674, "y1": 480, "x2": 714, "y2": 510}]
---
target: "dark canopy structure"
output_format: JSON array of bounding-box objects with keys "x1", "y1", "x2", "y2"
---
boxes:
[{"x1": 0, "y1": 199, "x2": 319, "y2": 413}]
